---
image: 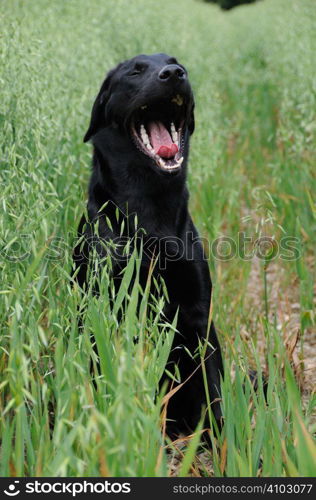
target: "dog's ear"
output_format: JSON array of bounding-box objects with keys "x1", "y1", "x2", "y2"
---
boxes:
[
  {"x1": 188, "y1": 100, "x2": 195, "y2": 135},
  {"x1": 83, "y1": 65, "x2": 120, "y2": 143}
]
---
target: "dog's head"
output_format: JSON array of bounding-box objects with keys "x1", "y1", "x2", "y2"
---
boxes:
[{"x1": 84, "y1": 53, "x2": 195, "y2": 176}]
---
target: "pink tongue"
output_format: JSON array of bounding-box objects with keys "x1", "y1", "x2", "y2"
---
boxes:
[{"x1": 147, "y1": 121, "x2": 178, "y2": 159}]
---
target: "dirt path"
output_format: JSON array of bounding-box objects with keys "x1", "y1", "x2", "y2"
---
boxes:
[
  {"x1": 245, "y1": 255, "x2": 315, "y2": 400},
  {"x1": 167, "y1": 253, "x2": 315, "y2": 476}
]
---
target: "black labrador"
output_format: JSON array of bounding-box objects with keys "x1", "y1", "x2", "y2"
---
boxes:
[{"x1": 73, "y1": 53, "x2": 223, "y2": 440}]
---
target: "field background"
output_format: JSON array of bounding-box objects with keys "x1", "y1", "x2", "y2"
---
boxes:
[{"x1": 1, "y1": 0, "x2": 315, "y2": 477}]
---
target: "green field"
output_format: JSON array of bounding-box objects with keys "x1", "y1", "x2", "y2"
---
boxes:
[{"x1": 1, "y1": 0, "x2": 315, "y2": 477}]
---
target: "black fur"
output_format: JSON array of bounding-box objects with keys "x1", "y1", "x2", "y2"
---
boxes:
[{"x1": 73, "y1": 53, "x2": 223, "y2": 439}]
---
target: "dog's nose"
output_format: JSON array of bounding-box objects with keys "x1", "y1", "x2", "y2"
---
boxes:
[{"x1": 158, "y1": 64, "x2": 186, "y2": 82}]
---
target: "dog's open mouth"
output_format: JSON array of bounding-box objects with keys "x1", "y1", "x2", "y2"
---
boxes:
[{"x1": 131, "y1": 95, "x2": 186, "y2": 172}]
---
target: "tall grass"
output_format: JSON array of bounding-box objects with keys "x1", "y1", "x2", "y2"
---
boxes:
[{"x1": 0, "y1": 0, "x2": 315, "y2": 476}]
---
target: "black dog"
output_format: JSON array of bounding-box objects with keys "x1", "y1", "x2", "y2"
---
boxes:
[{"x1": 73, "y1": 53, "x2": 223, "y2": 439}]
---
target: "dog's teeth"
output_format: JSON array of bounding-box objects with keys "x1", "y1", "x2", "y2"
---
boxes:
[
  {"x1": 156, "y1": 154, "x2": 184, "y2": 170},
  {"x1": 170, "y1": 122, "x2": 178, "y2": 143},
  {"x1": 140, "y1": 124, "x2": 150, "y2": 146}
]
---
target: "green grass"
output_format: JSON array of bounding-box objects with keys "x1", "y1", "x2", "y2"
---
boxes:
[{"x1": 1, "y1": 0, "x2": 315, "y2": 477}]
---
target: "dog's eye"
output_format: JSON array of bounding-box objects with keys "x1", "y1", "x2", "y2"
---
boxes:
[{"x1": 129, "y1": 64, "x2": 146, "y2": 76}]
